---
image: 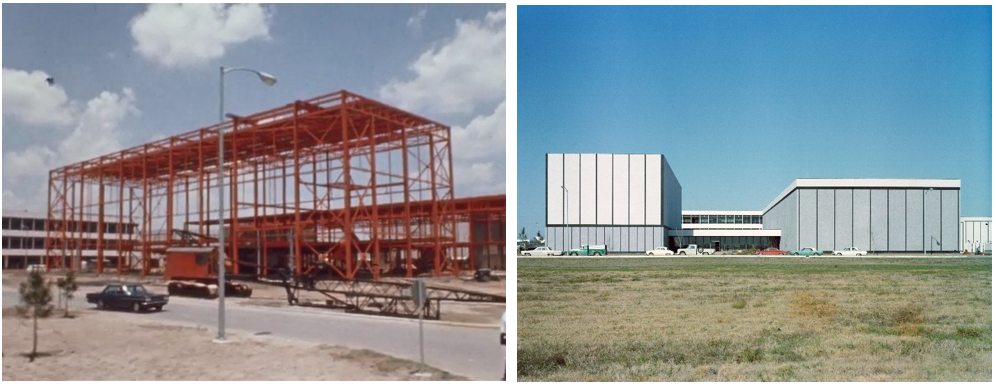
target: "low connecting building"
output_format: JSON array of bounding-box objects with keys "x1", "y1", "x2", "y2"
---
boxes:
[
  {"x1": 2, "y1": 209, "x2": 137, "y2": 270},
  {"x1": 545, "y1": 153, "x2": 984, "y2": 254}
]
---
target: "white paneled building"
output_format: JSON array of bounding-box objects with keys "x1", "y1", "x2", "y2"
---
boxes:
[
  {"x1": 545, "y1": 153, "x2": 681, "y2": 252},
  {"x1": 2, "y1": 209, "x2": 137, "y2": 270}
]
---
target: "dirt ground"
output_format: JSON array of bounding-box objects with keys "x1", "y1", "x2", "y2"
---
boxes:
[{"x1": 2, "y1": 308, "x2": 467, "y2": 381}]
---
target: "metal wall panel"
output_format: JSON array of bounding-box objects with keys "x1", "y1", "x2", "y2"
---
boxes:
[
  {"x1": 799, "y1": 189, "x2": 817, "y2": 248},
  {"x1": 924, "y1": 189, "x2": 941, "y2": 252},
  {"x1": 941, "y1": 190, "x2": 958, "y2": 251},
  {"x1": 613, "y1": 155, "x2": 629, "y2": 225},
  {"x1": 578, "y1": 226, "x2": 588, "y2": 246},
  {"x1": 853, "y1": 189, "x2": 871, "y2": 251},
  {"x1": 629, "y1": 155, "x2": 646, "y2": 225},
  {"x1": 645, "y1": 155, "x2": 663, "y2": 225},
  {"x1": 888, "y1": 190, "x2": 906, "y2": 251},
  {"x1": 570, "y1": 226, "x2": 581, "y2": 250},
  {"x1": 906, "y1": 189, "x2": 923, "y2": 251},
  {"x1": 618, "y1": 226, "x2": 629, "y2": 252},
  {"x1": 870, "y1": 189, "x2": 889, "y2": 252},
  {"x1": 654, "y1": 227, "x2": 664, "y2": 248},
  {"x1": 834, "y1": 189, "x2": 853, "y2": 250},
  {"x1": 817, "y1": 189, "x2": 835, "y2": 251},
  {"x1": 547, "y1": 154, "x2": 563, "y2": 224},
  {"x1": 763, "y1": 189, "x2": 797, "y2": 251},
  {"x1": 596, "y1": 154, "x2": 613, "y2": 224},
  {"x1": 579, "y1": 154, "x2": 597, "y2": 224},
  {"x1": 563, "y1": 154, "x2": 581, "y2": 225}
]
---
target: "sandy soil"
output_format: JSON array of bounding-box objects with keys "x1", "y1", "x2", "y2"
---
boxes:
[{"x1": 2, "y1": 308, "x2": 467, "y2": 381}]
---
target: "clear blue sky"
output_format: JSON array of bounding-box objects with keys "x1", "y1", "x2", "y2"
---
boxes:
[{"x1": 517, "y1": 5, "x2": 992, "y2": 235}]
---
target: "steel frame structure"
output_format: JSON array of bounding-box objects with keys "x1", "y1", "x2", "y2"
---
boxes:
[{"x1": 45, "y1": 90, "x2": 504, "y2": 280}]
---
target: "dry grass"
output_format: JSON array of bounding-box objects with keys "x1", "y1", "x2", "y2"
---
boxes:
[{"x1": 517, "y1": 256, "x2": 991, "y2": 381}]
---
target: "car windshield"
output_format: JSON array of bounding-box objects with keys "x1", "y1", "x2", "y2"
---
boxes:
[{"x1": 124, "y1": 285, "x2": 148, "y2": 296}]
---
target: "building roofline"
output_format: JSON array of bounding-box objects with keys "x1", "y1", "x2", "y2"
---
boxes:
[
  {"x1": 762, "y1": 178, "x2": 961, "y2": 214},
  {"x1": 682, "y1": 210, "x2": 763, "y2": 215}
]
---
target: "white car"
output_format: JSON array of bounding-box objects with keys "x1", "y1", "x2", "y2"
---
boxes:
[
  {"x1": 521, "y1": 247, "x2": 562, "y2": 256},
  {"x1": 645, "y1": 246, "x2": 674, "y2": 256},
  {"x1": 832, "y1": 247, "x2": 868, "y2": 256},
  {"x1": 500, "y1": 311, "x2": 506, "y2": 381}
]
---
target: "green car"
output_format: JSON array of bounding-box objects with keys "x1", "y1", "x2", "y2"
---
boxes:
[{"x1": 790, "y1": 247, "x2": 822, "y2": 256}]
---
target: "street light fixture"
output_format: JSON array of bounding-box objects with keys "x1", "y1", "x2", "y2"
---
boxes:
[{"x1": 216, "y1": 66, "x2": 276, "y2": 342}]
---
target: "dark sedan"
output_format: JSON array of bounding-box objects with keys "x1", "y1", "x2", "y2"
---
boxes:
[{"x1": 86, "y1": 284, "x2": 169, "y2": 313}]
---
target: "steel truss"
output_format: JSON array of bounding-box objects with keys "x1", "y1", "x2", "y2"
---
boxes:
[{"x1": 45, "y1": 90, "x2": 503, "y2": 279}]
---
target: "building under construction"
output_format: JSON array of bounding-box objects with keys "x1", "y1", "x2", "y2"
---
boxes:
[{"x1": 45, "y1": 90, "x2": 505, "y2": 280}]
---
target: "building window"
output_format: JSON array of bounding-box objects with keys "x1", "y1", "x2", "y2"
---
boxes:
[
  {"x1": 709, "y1": 215, "x2": 717, "y2": 224},
  {"x1": 735, "y1": 215, "x2": 743, "y2": 224},
  {"x1": 683, "y1": 215, "x2": 691, "y2": 224}
]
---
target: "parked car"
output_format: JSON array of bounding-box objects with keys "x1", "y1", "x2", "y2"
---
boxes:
[
  {"x1": 677, "y1": 244, "x2": 715, "y2": 255},
  {"x1": 500, "y1": 311, "x2": 506, "y2": 381},
  {"x1": 757, "y1": 247, "x2": 789, "y2": 256},
  {"x1": 521, "y1": 247, "x2": 562, "y2": 256},
  {"x1": 568, "y1": 245, "x2": 608, "y2": 256},
  {"x1": 645, "y1": 246, "x2": 674, "y2": 256},
  {"x1": 790, "y1": 247, "x2": 822, "y2": 256},
  {"x1": 832, "y1": 247, "x2": 868, "y2": 256},
  {"x1": 86, "y1": 283, "x2": 168, "y2": 312}
]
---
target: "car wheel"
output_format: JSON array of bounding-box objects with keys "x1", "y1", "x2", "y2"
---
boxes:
[
  {"x1": 679, "y1": 252, "x2": 685, "y2": 255},
  {"x1": 595, "y1": 252, "x2": 602, "y2": 256},
  {"x1": 132, "y1": 303, "x2": 141, "y2": 313},
  {"x1": 648, "y1": 252, "x2": 654, "y2": 256},
  {"x1": 154, "y1": 306, "x2": 163, "y2": 312},
  {"x1": 96, "y1": 299, "x2": 104, "y2": 310},
  {"x1": 837, "y1": 253, "x2": 842, "y2": 256},
  {"x1": 524, "y1": 253, "x2": 530, "y2": 256},
  {"x1": 856, "y1": 253, "x2": 862, "y2": 256}
]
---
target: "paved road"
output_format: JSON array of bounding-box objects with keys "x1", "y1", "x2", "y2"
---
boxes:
[{"x1": 2, "y1": 287, "x2": 504, "y2": 381}]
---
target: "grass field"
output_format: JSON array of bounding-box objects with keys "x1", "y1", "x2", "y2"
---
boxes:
[{"x1": 517, "y1": 256, "x2": 992, "y2": 381}]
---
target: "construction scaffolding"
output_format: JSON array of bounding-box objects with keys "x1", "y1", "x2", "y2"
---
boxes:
[{"x1": 45, "y1": 90, "x2": 505, "y2": 279}]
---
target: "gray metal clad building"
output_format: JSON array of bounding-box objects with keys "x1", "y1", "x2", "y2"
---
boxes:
[
  {"x1": 545, "y1": 153, "x2": 682, "y2": 252},
  {"x1": 762, "y1": 179, "x2": 961, "y2": 253}
]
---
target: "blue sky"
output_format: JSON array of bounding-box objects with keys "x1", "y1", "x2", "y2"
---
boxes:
[
  {"x1": 3, "y1": 4, "x2": 505, "y2": 210},
  {"x1": 517, "y1": 5, "x2": 992, "y2": 235}
]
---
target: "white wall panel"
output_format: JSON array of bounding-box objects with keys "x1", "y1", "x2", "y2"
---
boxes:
[
  {"x1": 580, "y1": 154, "x2": 597, "y2": 224},
  {"x1": 645, "y1": 154, "x2": 662, "y2": 225},
  {"x1": 564, "y1": 154, "x2": 581, "y2": 225},
  {"x1": 547, "y1": 154, "x2": 563, "y2": 224},
  {"x1": 596, "y1": 154, "x2": 613, "y2": 224},
  {"x1": 613, "y1": 155, "x2": 629, "y2": 225},
  {"x1": 629, "y1": 155, "x2": 645, "y2": 225}
]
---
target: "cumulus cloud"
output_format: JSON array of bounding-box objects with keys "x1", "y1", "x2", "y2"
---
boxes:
[
  {"x1": 129, "y1": 3, "x2": 272, "y2": 69},
  {"x1": 2, "y1": 68, "x2": 76, "y2": 126},
  {"x1": 3, "y1": 76, "x2": 139, "y2": 209},
  {"x1": 407, "y1": 8, "x2": 427, "y2": 35},
  {"x1": 451, "y1": 100, "x2": 505, "y2": 195},
  {"x1": 381, "y1": 9, "x2": 505, "y2": 115}
]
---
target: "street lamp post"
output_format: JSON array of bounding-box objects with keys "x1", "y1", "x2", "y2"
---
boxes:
[
  {"x1": 216, "y1": 66, "x2": 276, "y2": 342},
  {"x1": 561, "y1": 185, "x2": 569, "y2": 252}
]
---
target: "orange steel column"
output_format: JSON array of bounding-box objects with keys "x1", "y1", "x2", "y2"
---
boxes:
[
  {"x1": 401, "y1": 123, "x2": 413, "y2": 277},
  {"x1": 45, "y1": 171, "x2": 54, "y2": 269},
  {"x1": 292, "y1": 103, "x2": 302, "y2": 275},
  {"x1": 230, "y1": 119, "x2": 239, "y2": 275},
  {"x1": 76, "y1": 168, "x2": 84, "y2": 272},
  {"x1": 97, "y1": 179, "x2": 105, "y2": 275},
  {"x1": 369, "y1": 116, "x2": 381, "y2": 280},
  {"x1": 341, "y1": 102, "x2": 353, "y2": 278},
  {"x1": 117, "y1": 173, "x2": 124, "y2": 274}
]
